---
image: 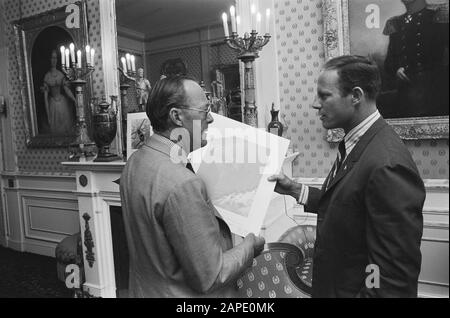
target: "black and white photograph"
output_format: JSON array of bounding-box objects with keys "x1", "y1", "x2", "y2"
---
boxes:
[{"x1": 0, "y1": 0, "x2": 448, "y2": 302}]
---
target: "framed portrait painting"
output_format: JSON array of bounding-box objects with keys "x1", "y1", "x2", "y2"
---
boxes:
[
  {"x1": 13, "y1": 1, "x2": 90, "y2": 147},
  {"x1": 323, "y1": 0, "x2": 449, "y2": 141}
]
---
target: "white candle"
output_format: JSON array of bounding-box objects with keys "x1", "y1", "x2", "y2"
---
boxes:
[
  {"x1": 85, "y1": 45, "x2": 91, "y2": 65},
  {"x1": 236, "y1": 15, "x2": 241, "y2": 28},
  {"x1": 65, "y1": 49, "x2": 70, "y2": 68},
  {"x1": 251, "y1": 4, "x2": 256, "y2": 31},
  {"x1": 265, "y1": 8, "x2": 271, "y2": 35},
  {"x1": 125, "y1": 53, "x2": 131, "y2": 71},
  {"x1": 69, "y1": 43, "x2": 75, "y2": 66},
  {"x1": 256, "y1": 12, "x2": 261, "y2": 34},
  {"x1": 222, "y1": 13, "x2": 229, "y2": 37},
  {"x1": 77, "y1": 50, "x2": 82, "y2": 68},
  {"x1": 131, "y1": 55, "x2": 136, "y2": 72},
  {"x1": 60, "y1": 46, "x2": 65, "y2": 67},
  {"x1": 230, "y1": 6, "x2": 236, "y2": 33},
  {"x1": 90, "y1": 48, "x2": 95, "y2": 66},
  {"x1": 121, "y1": 57, "x2": 127, "y2": 73}
]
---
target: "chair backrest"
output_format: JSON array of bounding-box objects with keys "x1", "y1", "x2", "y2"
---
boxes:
[
  {"x1": 278, "y1": 225, "x2": 316, "y2": 259},
  {"x1": 236, "y1": 242, "x2": 310, "y2": 298}
]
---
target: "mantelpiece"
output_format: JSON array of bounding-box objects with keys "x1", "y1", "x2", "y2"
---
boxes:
[{"x1": 62, "y1": 161, "x2": 125, "y2": 298}]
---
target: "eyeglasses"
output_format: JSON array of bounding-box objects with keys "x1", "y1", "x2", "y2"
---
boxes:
[{"x1": 177, "y1": 104, "x2": 212, "y2": 115}]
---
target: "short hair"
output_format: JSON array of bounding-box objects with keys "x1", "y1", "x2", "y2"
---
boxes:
[
  {"x1": 323, "y1": 55, "x2": 381, "y2": 101},
  {"x1": 146, "y1": 75, "x2": 193, "y2": 132}
]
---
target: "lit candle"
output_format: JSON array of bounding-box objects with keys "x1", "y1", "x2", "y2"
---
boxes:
[
  {"x1": 222, "y1": 13, "x2": 229, "y2": 37},
  {"x1": 251, "y1": 4, "x2": 256, "y2": 31},
  {"x1": 65, "y1": 49, "x2": 70, "y2": 68},
  {"x1": 60, "y1": 46, "x2": 65, "y2": 67},
  {"x1": 125, "y1": 53, "x2": 131, "y2": 71},
  {"x1": 85, "y1": 45, "x2": 91, "y2": 65},
  {"x1": 256, "y1": 12, "x2": 261, "y2": 34},
  {"x1": 230, "y1": 6, "x2": 236, "y2": 34},
  {"x1": 265, "y1": 8, "x2": 271, "y2": 35},
  {"x1": 121, "y1": 57, "x2": 127, "y2": 73},
  {"x1": 131, "y1": 55, "x2": 136, "y2": 72},
  {"x1": 90, "y1": 48, "x2": 95, "y2": 66},
  {"x1": 69, "y1": 43, "x2": 75, "y2": 66},
  {"x1": 77, "y1": 50, "x2": 82, "y2": 68}
]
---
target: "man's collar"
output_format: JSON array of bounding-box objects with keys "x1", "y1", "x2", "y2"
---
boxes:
[{"x1": 145, "y1": 133, "x2": 189, "y2": 165}]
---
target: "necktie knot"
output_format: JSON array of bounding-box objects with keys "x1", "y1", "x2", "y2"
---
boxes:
[{"x1": 186, "y1": 161, "x2": 195, "y2": 173}]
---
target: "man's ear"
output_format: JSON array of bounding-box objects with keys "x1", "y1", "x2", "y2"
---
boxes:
[
  {"x1": 168, "y1": 108, "x2": 184, "y2": 127},
  {"x1": 351, "y1": 87, "x2": 364, "y2": 105}
]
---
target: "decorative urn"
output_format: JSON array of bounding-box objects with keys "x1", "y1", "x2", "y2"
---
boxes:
[{"x1": 92, "y1": 96, "x2": 120, "y2": 162}]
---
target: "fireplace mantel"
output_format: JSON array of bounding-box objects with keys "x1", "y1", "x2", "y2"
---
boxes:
[
  {"x1": 62, "y1": 153, "x2": 299, "y2": 298},
  {"x1": 62, "y1": 161, "x2": 125, "y2": 298}
]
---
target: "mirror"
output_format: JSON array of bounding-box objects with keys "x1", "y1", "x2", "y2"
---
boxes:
[{"x1": 115, "y1": 0, "x2": 241, "y2": 121}]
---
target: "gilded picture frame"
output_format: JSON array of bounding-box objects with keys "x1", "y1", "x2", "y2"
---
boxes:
[
  {"x1": 322, "y1": 0, "x2": 449, "y2": 142},
  {"x1": 13, "y1": 1, "x2": 90, "y2": 147}
]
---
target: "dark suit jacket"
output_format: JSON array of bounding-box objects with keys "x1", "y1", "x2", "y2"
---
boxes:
[
  {"x1": 305, "y1": 118, "x2": 425, "y2": 298},
  {"x1": 120, "y1": 135, "x2": 255, "y2": 297}
]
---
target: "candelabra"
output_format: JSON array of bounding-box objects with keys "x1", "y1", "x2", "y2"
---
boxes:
[
  {"x1": 118, "y1": 67, "x2": 137, "y2": 159},
  {"x1": 62, "y1": 63, "x2": 96, "y2": 161},
  {"x1": 225, "y1": 31, "x2": 270, "y2": 127}
]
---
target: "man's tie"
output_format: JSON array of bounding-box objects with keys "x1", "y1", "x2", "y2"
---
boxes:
[
  {"x1": 186, "y1": 161, "x2": 195, "y2": 173},
  {"x1": 326, "y1": 140, "x2": 346, "y2": 190}
]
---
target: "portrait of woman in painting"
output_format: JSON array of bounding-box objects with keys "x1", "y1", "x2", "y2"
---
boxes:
[
  {"x1": 41, "y1": 49, "x2": 76, "y2": 135},
  {"x1": 31, "y1": 26, "x2": 77, "y2": 135}
]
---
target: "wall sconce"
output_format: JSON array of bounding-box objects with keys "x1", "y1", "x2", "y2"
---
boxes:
[{"x1": 0, "y1": 95, "x2": 6, "y2": 117}]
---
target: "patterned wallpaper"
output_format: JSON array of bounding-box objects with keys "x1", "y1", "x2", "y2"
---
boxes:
[
  {"x1": 147, "y1": 46, "x2": 202, "y2": 87},
  {"x1": 5, "y1": 0, "x2": 104, "y2": 173},
  {"x1": 3, "y1": 0, "x2": 448, "y2": 179},
  {"x1": 275, "y1": 0, "x2": 448, "y2": 179}
]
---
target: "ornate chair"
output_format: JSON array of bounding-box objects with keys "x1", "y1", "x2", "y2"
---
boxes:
[
  {"x1": 277, "y1": 225, "x2": 316, "y2": 296},
  {"x1": 55, "y1": 232, "x2": 84, "y2": 283},
  {"x1": 236, "y1": 242, "x2": 310, "y2": 298}
]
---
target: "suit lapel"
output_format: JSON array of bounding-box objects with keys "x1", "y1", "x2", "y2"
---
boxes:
[{"x1": 323, "y1": 118, "x2": 388, "y2": 195}]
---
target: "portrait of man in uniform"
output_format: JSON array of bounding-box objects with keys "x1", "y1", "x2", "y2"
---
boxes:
[
  {"x1": 379, "y1": 0, "x2": 449, "y2": 118},
  {"x1": 346, "y1": 0, "x2": 448, "y2": 120}
]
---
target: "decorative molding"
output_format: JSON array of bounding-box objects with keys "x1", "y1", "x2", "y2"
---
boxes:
[
  {"x1": 0, "y1": 171, "x2": 75, "y2": 178},
  {"x1": 79, "y1": 175, "x2": 88, "y2": 187},
  {"x1": 98, "y1": 0, "x2": 122, "y2": 157},
  {"x1": 62, "y1": 161, "x2": 126, "y2": 173},
  {"x1": 423, "y1": 179, "x2": 449, "y2": 190},
  {"x1": 322, "y1": 0, "x2": 449, "y2": 142},
  {"x1": 419, "y1": 280, "x2": 450, "y2": 288},
  {"x1": 82, "y1": 213, "x2": 95, "y2": 268}
]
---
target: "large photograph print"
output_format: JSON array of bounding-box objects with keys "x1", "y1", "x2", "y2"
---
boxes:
[
  {"x1": 13, "y1": 1, "x2": 90, "y2": 147},
  {"x1": 323, "y1": 0, "x2": 449, "y2": 140},
  {"x1": 190, "y1": 114, "x2": 290, "y2": 237}
]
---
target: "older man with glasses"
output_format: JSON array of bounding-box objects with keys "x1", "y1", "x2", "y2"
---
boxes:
[{"x1": 120, "y1": 75, "x2": 265, "y2": 298}]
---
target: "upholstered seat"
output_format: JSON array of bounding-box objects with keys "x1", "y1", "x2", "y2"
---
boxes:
[
  {"x1": 236, "y1": 242, "x2": 310, "y2": 298},
  {"x1": 55, "y1": 232, "x2": 84, "y2": 282},
  {"x1": 278, "y1": 225, "x2": 317, "y2": 296}
]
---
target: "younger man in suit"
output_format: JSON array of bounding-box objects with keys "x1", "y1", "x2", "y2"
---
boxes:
[{"x1": 269, "y1": 55, "x2": 425, "y2": 297}]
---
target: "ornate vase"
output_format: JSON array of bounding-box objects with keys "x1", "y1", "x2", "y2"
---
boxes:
[
  {"x1": 267, "y1": 103, "x2": 284, "y2": 137},
  {"x1": 92, "y1": 96, "x2": 120, "y2": 162}
]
